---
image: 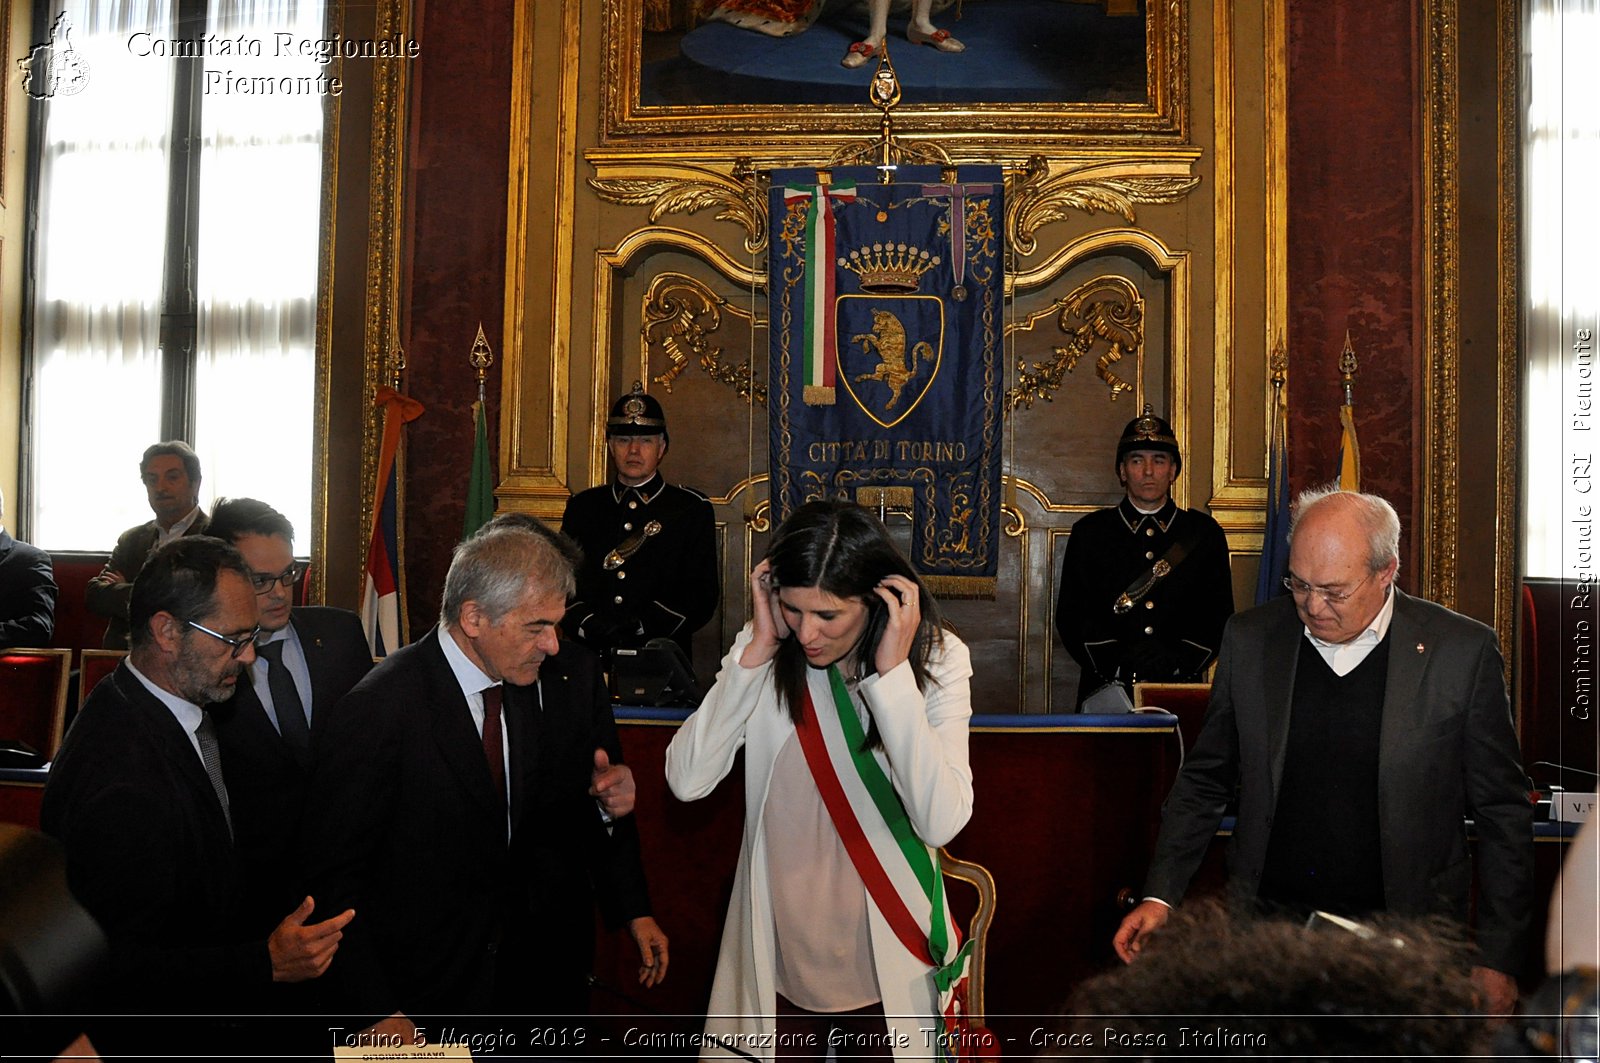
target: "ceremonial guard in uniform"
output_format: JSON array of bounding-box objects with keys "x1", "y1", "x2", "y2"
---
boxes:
[
  {"x1": 1056, "y1": 406, "x2": 1235, "y2": 709},
  {"x1": 561, "y1": 383, "x2": 719, "y2": 669}
]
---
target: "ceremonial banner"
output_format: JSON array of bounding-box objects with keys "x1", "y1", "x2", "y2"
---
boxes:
[
  {"x1": 464, "y1": 400, "x2": 493, "y2": 539},
  {"x1": 1337, "y1": 403, "x2": 1361, "y2": 492},
  {"x1": 362, "y1": 386, "x2": 424, "y2": 656},
  {"x1": 1255, "y1": 374, "x2": 1291, "y2": 605},
  {"x1": 769, "y1": 166, "x2": 1004, "y2": 596}
]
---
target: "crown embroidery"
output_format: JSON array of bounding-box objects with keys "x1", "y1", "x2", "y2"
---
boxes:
[{"x1": 837, "y1": 243, "x2": 941, "y2": 294}]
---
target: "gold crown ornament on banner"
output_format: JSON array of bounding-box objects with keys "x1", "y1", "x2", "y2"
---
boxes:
[{"x1": 837, "y1": 242, "x2": 941, "y2": 293}]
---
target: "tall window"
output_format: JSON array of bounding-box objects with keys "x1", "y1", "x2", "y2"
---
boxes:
[
  {"x1": 26, "y1": 0, "x2": 325, "y2": 550},
  {"x1": 1522, "y1": 0, "x2": 1600, "y2": 577}
]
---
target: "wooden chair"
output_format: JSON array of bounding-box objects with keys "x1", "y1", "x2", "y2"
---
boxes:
[
  {"x1": 939, "y1": 847, "x2": 998, "y2": 1028},
  {"x1": 1133, "y1": 680, "x2": 1213, "y2": 757},
  {"x1": 78, "y1": 649, "x2": 128, "y2": 712},
  {"x1": 0, "y1": 649, "x2": 72, "y2": 760}
]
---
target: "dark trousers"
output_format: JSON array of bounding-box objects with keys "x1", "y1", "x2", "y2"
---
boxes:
[{"x1": 775, "y1": 995, "x2": 890, "y2": 1063}]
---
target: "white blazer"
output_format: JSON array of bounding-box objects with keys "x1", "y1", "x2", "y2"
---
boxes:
[{"x1": 666, "y1": 623, "x2": 974, "y2": 1062}]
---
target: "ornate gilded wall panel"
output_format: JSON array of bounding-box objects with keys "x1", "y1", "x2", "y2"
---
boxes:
[{"x1": 506, "y1": 0, "x2": 1287, "y2": 710}]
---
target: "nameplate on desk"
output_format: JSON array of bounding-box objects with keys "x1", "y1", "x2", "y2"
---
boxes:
[
  {"x1": 334, "y1": 1041, "x2": 471, "y2": 1061},
  {"x1": 1551, "y1": 792, "x2": 1597, "y2": 823}
]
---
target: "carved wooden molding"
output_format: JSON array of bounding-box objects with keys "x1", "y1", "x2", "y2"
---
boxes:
[
  {"x1": 589, "y1": 161, "x2": 766, "y2": 253},
  {"x1": 642, "y1": 274, "x2": 767, "y2": 407},
  {"x1": 1005, "y1": 275, "x2": 1144, "y2": 410},
  {"x1": 1007, "y1": 154, "x2": 1202, "y2": 255}
]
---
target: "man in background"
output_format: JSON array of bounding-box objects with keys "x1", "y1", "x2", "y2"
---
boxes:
[
  {"x1": 0, "y1": 486, "x2": 56, "y2": 649},
  {"x1": 1056, "y1": 405, "x2": 1234, "y2": 709},
  {"x1": 86, "y1": 441, "x2": 210, "y2": 649},
  {"x1": 561, "y1": 382, "x2": 718, "y2": 670},
  {"x1": 205, "y1": 497, "x2": 372, "y2": 931}
]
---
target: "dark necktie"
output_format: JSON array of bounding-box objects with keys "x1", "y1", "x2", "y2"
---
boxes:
[
  {"x1": 195, "y1": 713, "x2": 233, "y2": 840},
  {"x1": 256, "y1": 640, "x2": 310, "y2": 761},
  {"x1": 482, "y1": 683, "x2": 506, "y2": 808}
]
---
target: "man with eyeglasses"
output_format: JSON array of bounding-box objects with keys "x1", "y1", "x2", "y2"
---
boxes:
[
  {"x1": 86, "y1": 440, "x2": 212, "y2": 649},
  {"x1": 1114, "y1": 487, "x2": 1533, "y2": 1017},
  {"x1": 204, "y1": 497, "x2": 372, "y2": 939},
  {"x1": 41, "y1": 536, "x2": 355, "y2": 1048},
  {"x1": 1056, "y1": 405, "x2": 1235, "y2": 709}
]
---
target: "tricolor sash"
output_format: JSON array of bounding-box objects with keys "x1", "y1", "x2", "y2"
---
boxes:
[
  {"x1": 795, "y1": 666, "x2": 987, "y2": 1060},
  {"x1": 782, "y1": 182, "x2": 858, "y2": 406}
]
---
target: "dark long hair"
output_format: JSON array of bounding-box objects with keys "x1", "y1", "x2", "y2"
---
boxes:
[{"x1": 767, "y1": 501, "x2": 947, "y2": 733}]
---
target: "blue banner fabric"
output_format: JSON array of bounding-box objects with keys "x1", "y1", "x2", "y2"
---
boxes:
[{"x1": 768, "y1": 165, "x2": 1005, "y2": 597}]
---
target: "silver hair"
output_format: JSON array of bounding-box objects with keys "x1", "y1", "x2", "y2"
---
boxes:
[
  {"x1": 1287, "y1": 483, "x2": 1402, "y2": 574},
  {"x1": 440, "y1": 526, "x2": 575, "y2": 627}
]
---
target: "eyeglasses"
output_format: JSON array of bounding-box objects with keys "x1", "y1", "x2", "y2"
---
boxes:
[
  {"x1": 184, "y1": 619, "x2": 261, "y2": 658},
  {"x1": 1282, "y1": 571, "x2": 1373, "y2": 606},
  {"x1": 248, "y1": 563, "x2": 303, "y2": 594}
]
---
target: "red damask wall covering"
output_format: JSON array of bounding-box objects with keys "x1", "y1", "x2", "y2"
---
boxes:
[
  {"x1": 400, "y1": 0, "x2": 514, "y2": 634},
  {"x1": 1286, "y1": 1, "x2": 1421, "y2": 577}
]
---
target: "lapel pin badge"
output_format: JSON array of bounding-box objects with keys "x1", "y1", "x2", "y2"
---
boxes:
[{"x1": 1415, "y1": 642, "x2": 1425, "y2": 654}]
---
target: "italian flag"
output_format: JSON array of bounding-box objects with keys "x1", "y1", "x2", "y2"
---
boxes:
[{"x1": 784, "y1": 182, "x2": 856, "y2": 405}]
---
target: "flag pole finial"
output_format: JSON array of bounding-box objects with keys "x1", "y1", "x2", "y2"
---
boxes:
[
  {"x1": 469, "y1": 323, "x2": 495, "y2": 405},
  {"x1": 868, "y1": 43, "x2": 902, "y2": 185},
  {"x1": 1338, "y1": 330, "x2": 1358, "y2": 407}
]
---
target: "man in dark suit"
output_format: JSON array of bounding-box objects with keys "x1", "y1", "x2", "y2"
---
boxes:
[
  {"x1": 41, "y1": 537, "x2": 353, "y2": 1043},
  {"x1": 1056, "y1": 405, "x2": 1234, "y2": 708},
  {"x1": 302, "y1": 523, "x2": 667, "y2": 1039},
  {"x1": 560, "y1": 382, "x2": 719, "y2": 669},
  {"x1": 86, "y1": 440, "x2": 210, "y2": 649},
  {"x1": 205, "y1": 497, "x2": 373, "y2": 930},
  {"x1": 0, "y1": 486, "x2": 57, "y2": 649},
  {"x1": 1114, "y1": 488, "x2": 1534, "y2": 1014}
]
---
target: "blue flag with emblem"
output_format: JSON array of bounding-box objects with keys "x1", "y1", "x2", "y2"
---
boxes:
[{"x1": 768, "y1": 166, "x2": 1004, "y2": 597}]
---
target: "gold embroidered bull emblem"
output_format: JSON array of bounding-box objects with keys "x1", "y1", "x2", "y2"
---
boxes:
[{"x1": 851, "y1": 309, "x2": 935, "y2": 412}]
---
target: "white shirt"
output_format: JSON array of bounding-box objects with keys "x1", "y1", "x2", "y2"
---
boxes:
[
  {"x1": 151, "y1": 506, "x2": 204, "y2": 552},
  {"x1": 125, "y1": 657, "x2": 207, "y2": 767},
  {"x1": 1304, "y1": 586, "x2": 1396, "y2": 677},
  {"x1": 439, "y1": 625, "x2": 512, "y2": 836}
]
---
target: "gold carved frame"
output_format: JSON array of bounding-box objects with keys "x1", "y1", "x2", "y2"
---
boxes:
[{"x1": 601, "y1": 0, "x2": 1190, "y2": 149}]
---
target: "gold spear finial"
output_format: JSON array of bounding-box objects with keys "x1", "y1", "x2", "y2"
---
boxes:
[
  {"x1": 1338, "y1": 330, "x2": 1358, "y2": 407},
  {"x1": 386, "y1": 310, "x2": 407, "y2": 391},
  {"x1": 469, "y1": 322, "x2": 495, "y2": 402},
  {"x1": 1269, "y1": 334, "x2": 1288, "y2": 389},
  {"x1": 869, "y1": 43, "x2": 902, "y2": 185}
]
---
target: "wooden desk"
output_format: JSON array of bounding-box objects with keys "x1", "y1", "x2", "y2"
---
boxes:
[{"x1": 593, "y1": 709, "x2": 1182, "y2": 1044}]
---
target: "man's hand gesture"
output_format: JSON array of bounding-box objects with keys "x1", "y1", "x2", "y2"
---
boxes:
[{"x1": 268, "y1": 896, "x2": 355, "y2": 982}]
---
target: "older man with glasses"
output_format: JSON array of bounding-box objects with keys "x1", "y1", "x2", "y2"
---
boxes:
[
  {"x1": 42, "y1": 535, "x2": 354, "y2": 1051},
  {"x1": 202, "y1": 497, "x2": 373, "y2": 948},
  {"x1": 1114, "y1": 486, "x2": 1534, "y2": 1017}
]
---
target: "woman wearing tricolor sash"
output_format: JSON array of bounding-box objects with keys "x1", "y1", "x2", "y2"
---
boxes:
[{"x1": 666, "y1": 501, "x2": 974, "y2": 1062}]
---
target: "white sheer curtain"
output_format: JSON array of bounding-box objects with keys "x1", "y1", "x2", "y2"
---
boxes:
[
  {"x1": 1523, "y1": 0, "x2": 1600, "y2": 577},
  {"x1": 193, "y1": 0, "x2": 324, "y2": 546},
  {"x1": 30, "y1": 0, "x2": 175, "y2": 549}
]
